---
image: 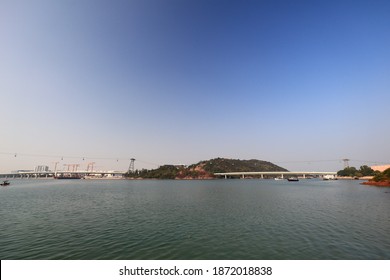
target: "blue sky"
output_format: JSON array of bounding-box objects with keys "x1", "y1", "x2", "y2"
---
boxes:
[{"x1": 1, "y1": 0, "x2": 389, "y2": 172}]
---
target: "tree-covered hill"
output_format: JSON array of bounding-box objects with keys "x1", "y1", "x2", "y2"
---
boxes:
[
  {"x1": 126, "y1": 158, "x2": 288, "y2": 179},
  {"x1": 337, "y1": 165, "x2": 376, "y2": 177},
  {"x1": 190, "y1": 158, "x2": 288, "y2": 173}
]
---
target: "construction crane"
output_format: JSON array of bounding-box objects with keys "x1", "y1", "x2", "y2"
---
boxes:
[
  {"x1": 63, "y1": 164, "x2": 80, "y2": 172},
  {"x1": 73, "y1": 164, "x2": 80, "y2": 172},
  {"x1": 63, "y1": 164, "x2": 71, "y2": 171}
]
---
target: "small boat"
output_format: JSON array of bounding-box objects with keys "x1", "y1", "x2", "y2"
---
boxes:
[
  {"x1": 287, "y1": 177, "x2": 299, "y2": 182},
  {"x1": 323, "y1": 175, "x2": 337, "y2": 180},
  {"x1": 1, "y1": 180, "x2": 10, "y2": 186},
  {"x1": 274, "y1": 177, "x2": 284, "y2": 180}
]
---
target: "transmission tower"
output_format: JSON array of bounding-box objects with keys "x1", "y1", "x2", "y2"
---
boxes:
[
  {"x1": 128, "y1": 158, "x2": 135, "y2": 173},
  {"x1": 342, "y1": 159, "x2": 350, "y2": 168}
]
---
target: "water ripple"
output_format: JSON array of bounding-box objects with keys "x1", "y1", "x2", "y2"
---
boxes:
[{"x1": 1, "y1": 179, "x2": 389, "y2": 259}]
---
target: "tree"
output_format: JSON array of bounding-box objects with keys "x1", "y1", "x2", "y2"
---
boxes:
[
  {"x1": 337, "y1": 167, "x2": 358, "y2": 177},
  {"x1": 372, "y1": 168, "x2": 390, "y2": 182},
  {"x1": 383, "y1": 168, "x2": 390, "y2": 179},
  {"x1": 337, "y1": 165, "x2": 376, "y2": 177},
  {"x1": 359, "y1": 165, "x2": 375, "y2": 176}
]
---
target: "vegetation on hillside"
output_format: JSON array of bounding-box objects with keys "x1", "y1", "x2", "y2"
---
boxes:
[
  {"x1": 372, "y1": 168, "x2": 390, "y2": 182},
  {"x1": 125, "y1": 158, "x2": 287, "y2": 179},
  {"x1": 190, "y1": 158, "x2": 288, "y2": 173},
  {"x1": 337, "y1": 165, "x2": 376, "y2": 177},
  {"x1": 132, "y1": 165, "x2": 179, "y2": 179},
  {"x1": 362, "y1": 168, "x2": 390, "y2": 187}
]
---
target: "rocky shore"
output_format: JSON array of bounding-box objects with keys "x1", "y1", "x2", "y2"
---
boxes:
[{"x1": 361, "y1": 181, "x2": 390, "y2": 187}]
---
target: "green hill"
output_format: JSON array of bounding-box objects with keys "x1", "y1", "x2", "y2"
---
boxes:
[
  {"x1": 126, "y1": 158, "x2": 288, "y2": 179},
  {"x1": 191, "y1": 158, "x2": 288, "y2": 173}
]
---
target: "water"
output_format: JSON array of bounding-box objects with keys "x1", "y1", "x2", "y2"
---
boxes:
[{"x1": 0, "y1": 179, "x2": 389, "y2": 259}]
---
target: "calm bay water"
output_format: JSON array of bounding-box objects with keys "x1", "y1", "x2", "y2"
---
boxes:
[{"x1": 0, "y1": 179, "x2": 389, "y2": 260}]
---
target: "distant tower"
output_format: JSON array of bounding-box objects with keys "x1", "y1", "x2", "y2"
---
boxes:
[
  {"x1": 128, "y1": 158, "x2": 135, "y2": 173},
  {"x1": 342, "y1": 159, "x2": 350, "y2": 168},
  {"x1": 52, "y1": 162, "x2": 59, "y2": 172},
  {"x1": 87, "y1": 162, "x2": 95, "y2": 172}
]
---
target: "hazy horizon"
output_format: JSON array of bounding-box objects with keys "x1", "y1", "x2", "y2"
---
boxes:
[
  {"x1": 1, "y1": 0, "x2": 389, "y2": 173},
  {"x1": 0, "y1": 151, "x2": 388, "y2": 173}
]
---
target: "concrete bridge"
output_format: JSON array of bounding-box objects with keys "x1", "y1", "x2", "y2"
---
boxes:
[
  {"x1": 214, "y1": 171, "x2": 337, "y2": 179},
  {"x1": 0, "y1": 170, "x2": 127, "y2": 179}
]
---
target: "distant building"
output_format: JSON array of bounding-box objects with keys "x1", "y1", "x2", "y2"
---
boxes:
[
  {"x1": 371, "y1": 165, "x2": 390, "y2": 172},
  {"x1": 35, "y1": 165, "x2": 49, "y2": 172}
]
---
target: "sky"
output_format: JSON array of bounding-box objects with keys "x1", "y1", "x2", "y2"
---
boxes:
[{"x1": 1, "y1": 0, "x2": 390, "y2": 173}]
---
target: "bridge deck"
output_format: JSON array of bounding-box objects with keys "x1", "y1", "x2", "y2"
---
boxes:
[{"x1": 214, "y1": 171, "x2": 337, "y2": 177}]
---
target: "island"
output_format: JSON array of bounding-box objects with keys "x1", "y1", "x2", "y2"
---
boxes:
[{"x1": 125, "y1": 158, "x2": 288, "y2": 179}]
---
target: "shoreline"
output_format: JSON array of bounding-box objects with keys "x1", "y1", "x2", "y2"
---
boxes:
[
  {"x1": 361, "y1": 181, "x2": 390, "y2": 187},
  {"x1": 337, "y1": 176, "x2": 373, "y2": 180}
]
